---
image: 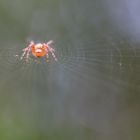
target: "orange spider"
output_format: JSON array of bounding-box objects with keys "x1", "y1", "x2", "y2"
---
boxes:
[{"x1": 20, "y1": 40, "x2": 57, "y2": 62}]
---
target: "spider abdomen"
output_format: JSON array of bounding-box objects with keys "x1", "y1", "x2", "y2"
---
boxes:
[{"x1": 31, "y1": 44, "x2": 47, "y2": 57}]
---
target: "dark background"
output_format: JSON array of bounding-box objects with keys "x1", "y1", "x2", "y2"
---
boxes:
[{"x1": 0, "y1": 0, "x2": 140, "y2": 139}]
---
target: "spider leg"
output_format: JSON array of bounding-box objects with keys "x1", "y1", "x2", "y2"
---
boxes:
[
  {"x1": 47, "y1": 40, "x2": 53, "y2": 46},
  {"x1": 47, "y1": 46, "x2": 58, "y2": 61},
  {"x1": 44, "y1": 41, "x2": 57, "y2": 61},
  {"x1": 25, "y1": 48, "x2": 31, "y2": 62},
  {"x1": 20, "y1": 41, "x2": 34, "y2": 61},
  {"x1": 20, "y1": 48, "x2": 29, "y2": 60},
  {"x1": 46, "y1": 52, "x2": 49, "y2": 62}
]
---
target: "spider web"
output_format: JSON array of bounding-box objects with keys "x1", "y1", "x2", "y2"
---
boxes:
[{"x1": 0, "y1": 0, "x2": 140, "y2": 138}]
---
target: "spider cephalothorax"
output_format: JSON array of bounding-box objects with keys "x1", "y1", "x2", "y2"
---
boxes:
[{"x1": 20, "y1": 40, "x2": 57, "y2": 62}]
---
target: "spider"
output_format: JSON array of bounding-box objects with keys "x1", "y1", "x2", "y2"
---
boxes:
[{"x1": 20, "y1": 40, "x2": 57, "y2": 62}]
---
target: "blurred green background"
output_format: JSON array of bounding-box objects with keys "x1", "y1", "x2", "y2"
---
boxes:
[{"x1": 0, "y1": 0, "x2": 140, "y2": 140}]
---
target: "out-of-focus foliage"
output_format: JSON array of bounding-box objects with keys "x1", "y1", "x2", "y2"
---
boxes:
[{"x1": 0, "y1": 0, "x2": 140, "y2": 140}]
